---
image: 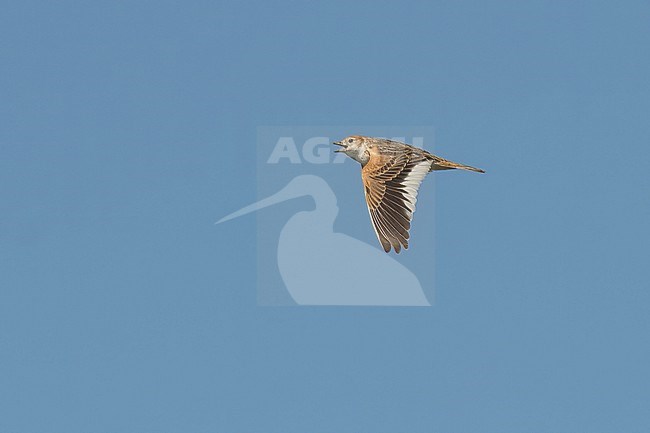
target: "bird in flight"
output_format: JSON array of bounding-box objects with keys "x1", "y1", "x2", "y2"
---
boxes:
[{"x1": 333, "y1": 135, "x2": 484, "y2": 253}]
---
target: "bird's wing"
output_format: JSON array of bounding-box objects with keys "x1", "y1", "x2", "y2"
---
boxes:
[{"x1": 362, "y1": 149, "x2": 432, "y2": 253}]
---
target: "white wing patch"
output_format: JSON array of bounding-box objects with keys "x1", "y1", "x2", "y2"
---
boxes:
[{"x1": 398, "y1": 160, "x2": 431, "y2": 214}]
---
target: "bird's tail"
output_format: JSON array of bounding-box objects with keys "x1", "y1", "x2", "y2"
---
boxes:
[{"x1": 429, "y1": 157, "x2": 485, "y2": 173}]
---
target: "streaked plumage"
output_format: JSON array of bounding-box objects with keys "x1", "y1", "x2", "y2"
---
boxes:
[{"x1": 333, "y1": 135, "x2": 484, "y2": 253}]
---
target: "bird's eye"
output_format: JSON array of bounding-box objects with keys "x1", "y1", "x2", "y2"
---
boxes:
[{"x1": 348, "y1": 138, "x2": 353, "y2": 143}]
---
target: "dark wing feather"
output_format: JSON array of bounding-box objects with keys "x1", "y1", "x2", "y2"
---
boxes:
[{"x1": 362, "y1": 149, "x2": 432, "y2": 253}]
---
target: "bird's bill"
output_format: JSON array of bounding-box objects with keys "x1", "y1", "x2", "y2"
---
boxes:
[{"x1": 332, "y1": 141, "x2": 346, "y2": 152}]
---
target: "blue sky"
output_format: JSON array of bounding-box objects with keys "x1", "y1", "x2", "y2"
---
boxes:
[{"x1": 1, "y1": 1, "x2": 649, "y2": 432}]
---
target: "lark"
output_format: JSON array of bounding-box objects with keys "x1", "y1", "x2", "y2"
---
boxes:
[{"x1": 333, "y1": 135, "x2": 484, "y2": 253}]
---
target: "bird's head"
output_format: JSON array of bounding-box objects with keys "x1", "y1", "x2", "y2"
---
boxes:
[{"x1": 332, "y1": 135, "x2": 370, "y2": 165}]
